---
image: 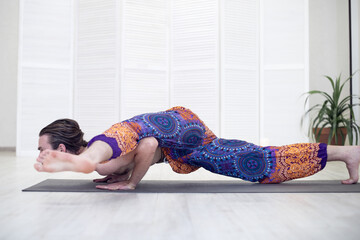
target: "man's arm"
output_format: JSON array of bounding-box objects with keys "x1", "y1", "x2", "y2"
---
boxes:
[
  {"x1": 95, "y1": 137, "x2": 159, "y2": 190},
  {"x1": 127, "y1": 137, "x2": 159, "y2": 188}
]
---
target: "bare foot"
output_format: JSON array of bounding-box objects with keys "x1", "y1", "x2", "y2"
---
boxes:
[
  {"x1": 342, "y1": 146, "x2": 360, "y2": 184},
  {"x1": 34, "y1": 150, "x2": 96, "y2": 173}
]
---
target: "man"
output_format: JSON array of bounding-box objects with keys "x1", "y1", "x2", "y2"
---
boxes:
[{"x1": 35, "y1": 107, "x2": 360, "y2": 190}]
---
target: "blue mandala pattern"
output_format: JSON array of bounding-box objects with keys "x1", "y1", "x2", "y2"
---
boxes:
[
  {"x1": 202, "y1": 138, "x2": 251, "y2": 158},
  {"x1": 187, "y1": 139, "x2": 273, "y2": 182},
  {"x1": 235, "y1": 151, "x2": 268, "y2": 180},
  {"x1": 217, "y1": 138, "x2": 247, "y2": 148},
  {"x1": 145, "y1": 113, "x2": 178, "y2": 135},
  {"x1": 192, "y1": 159, "x2": 218, "y2": 173},
  {"x1": 167, "y1": 148, "x2": 193, "y2": 159},
  {"x1": 180, "y1": 126, "x2": 204, "y2": 148}
]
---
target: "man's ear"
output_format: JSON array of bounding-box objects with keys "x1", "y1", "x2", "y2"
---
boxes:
[{"x1": 57, "y1": 144, "x2": 67, "y2": 152}]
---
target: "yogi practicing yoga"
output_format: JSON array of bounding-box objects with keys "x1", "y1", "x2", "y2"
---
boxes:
[{"x1": 35, "y1": 106, "x2": 360, "y2": 190}]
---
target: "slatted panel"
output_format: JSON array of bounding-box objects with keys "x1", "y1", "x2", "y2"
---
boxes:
[
  {"x1": 120, "y1": 0, "x2": 169, "y2": 119},
  {"x1": 75, "y1": 0, "x2": 118, "y2": 139},
  {"x1": 17, "y1": 0, "x2": 310, "y2": 155},
  {"x1": 262, "y1": 70, "x2": 308, "y2": 144},
  {"x1": 351, "y1": 0, "x2": 360, "y2": 143},
  {"x1": 171, "y1": 0, "x2": 219, "y2": 135},
  {"x1": 221, "y1": 0, "x2": 259, "y2": 143},
  {"x1": 17, "y1": 0, "x2": 73, "y2": 156},
  {"x1": 261, "y1": 0, "x2": 308, "y2": 145}
]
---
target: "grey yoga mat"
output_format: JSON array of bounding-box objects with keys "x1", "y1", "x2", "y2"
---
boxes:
[{"x1": 22, "y1": 179, "x2": 360, "y2": 193}]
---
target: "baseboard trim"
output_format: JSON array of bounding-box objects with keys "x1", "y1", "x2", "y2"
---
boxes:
[{"x1": 0, "y1": 147, "x2": 16, "y2": 152}]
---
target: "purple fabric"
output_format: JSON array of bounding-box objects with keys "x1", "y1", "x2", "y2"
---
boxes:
[
  {"x1": 318, "y1": 143, "x2": 328, "y2": 170},
  {"x1": 87, "y1": 134, "x2": 122, "y2": 159}
]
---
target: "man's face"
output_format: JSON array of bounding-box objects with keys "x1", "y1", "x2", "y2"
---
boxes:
[{"x1": 38, "y1": 134, "x2": 53, "y2": 154}]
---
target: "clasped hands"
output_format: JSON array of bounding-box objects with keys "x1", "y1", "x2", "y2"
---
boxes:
[{"x1": 93, "y1": 174, "x2": 136, "y2": 191}]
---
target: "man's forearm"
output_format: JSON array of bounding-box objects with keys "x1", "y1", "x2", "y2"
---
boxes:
[{"x1": 128, "y1": 137, "x2": 158, "y2": 187}]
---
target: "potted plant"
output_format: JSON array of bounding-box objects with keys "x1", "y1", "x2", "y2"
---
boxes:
[{"x1": 302, "y1": 73, "x2": 360, "y2": 145}]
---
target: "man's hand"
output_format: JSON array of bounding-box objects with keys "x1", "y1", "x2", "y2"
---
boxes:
[
  {"x1": 93, "y1": 173, "x2": 131, "y2": 183},
  {"x1": 95, "y1": 181, "x2": 136, "y2": 191}
]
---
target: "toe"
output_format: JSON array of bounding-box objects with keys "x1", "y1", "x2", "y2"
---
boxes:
[
  {"x1": 342, "y1": 178, "x2": 358, "y2": 184},
  {"x1": 34, "y1": 163, "x2": 43, "y2": 172}
]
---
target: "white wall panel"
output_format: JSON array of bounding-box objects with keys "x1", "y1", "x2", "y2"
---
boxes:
[
  {"x1": 121, "y1": 0, "x2": 169, "y2": 119},
  {"x1": 21, "y1": 1, "x2": 72, "y2": 66},
  {"x1": 221, "y1": 0, "x2": 259, "y2": 143},
  {"x1": 262, "y1": 70, "x2": 308, "y2": 145},
  {"x1": 261, "y1": 0, "x2": 308, "y2": 145},
  {"x1": 17, "y1": 0, "x2": 73, "y2": 156},
  {"x1": 262, "y1": 0, "x2": 305, "y2": 66},
  {"x1": 351, "y1": 0, "x2": 360, "y2": 143},
  {"x1": 75, "y1": 0, "x2": 118, "y2": 139},
  {"x1": 17, "y1": 0, "x2": 310, "y2": 155},
  {"x1": 171, "y1": 0, "x2": 220, "y2": 135}
]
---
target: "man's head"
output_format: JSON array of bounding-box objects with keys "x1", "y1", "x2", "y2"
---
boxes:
[{"x1": 38, "y1": 119, "x2": 88, "y2": 154}]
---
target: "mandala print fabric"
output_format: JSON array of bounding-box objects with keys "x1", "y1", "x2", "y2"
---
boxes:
[{"x1": 88, "y1": 106, "x2": 328, "y2": 183}]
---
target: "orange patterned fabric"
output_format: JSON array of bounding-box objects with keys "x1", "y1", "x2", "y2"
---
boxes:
[
  {"x1": 168, "y1": 106, "x2": 199, "y2": 121},
  {"x1": 162, "y1": 147, "x2": 200, "y2": 174},
  {"x1": 103, "y1": 122, "x2": 141, "y2": 157},
  {"x1": 259, "y1": 143, "x2": 326, "y2": 184}
]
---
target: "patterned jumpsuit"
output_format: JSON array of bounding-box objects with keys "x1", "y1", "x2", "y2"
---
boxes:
[{"x1": 87, "y1": 106, "x2": 327, "y2": 183}]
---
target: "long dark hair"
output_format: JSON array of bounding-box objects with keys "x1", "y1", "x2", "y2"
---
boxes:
[{"x1": 39, "y1": 119, "x2": 88, "y2": 154}]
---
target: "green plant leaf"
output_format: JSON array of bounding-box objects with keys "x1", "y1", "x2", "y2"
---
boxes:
[{"x1": 302, "y1": 73, "x2": 360, "y2": 145}]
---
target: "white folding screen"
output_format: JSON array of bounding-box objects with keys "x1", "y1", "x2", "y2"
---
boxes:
[
  {"x1": 75, "y1": 0, "x2": 119, "y2": 140},
  {"x1": 171, "y1": 0, "x2": 220, "y2": 135},
  {"x1": 76, "y1": 0, "x2": 169, "y2": 128},
  {"x1": 221, "y1": 0, "x2": 259, "y2": 143},
  {"x1": 17, "y1": 0, "x2": 309, "y2": 155},
  {"x1": 17, "y1": 0, "x2": 73, "y2": 156},
  {"x1": 121, "y1": 0, "x2": 169, "y2": 119},
  {"x1": 351, "y1": 0, "x2": 360, "y2": 143},
  {"x1": 260, "y1": 0, "x2": 309, "y2": 145}
]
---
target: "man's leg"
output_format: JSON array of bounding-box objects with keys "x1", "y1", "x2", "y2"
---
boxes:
[
  {"x1": 260, "y1": 144, "x2": 360, "y2": 184},
  {"x1": 34, "y1": 141, "x2": 113, "y2": 173},
  {"x1": 327, "y1": 145, "x2": 360, "y2": 184},
  {"x1": 259, "y1": 143, "x2": 327, "y2": 184}
]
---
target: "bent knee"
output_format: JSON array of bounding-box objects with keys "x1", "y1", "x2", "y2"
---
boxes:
[{"x1": 138, "y1": 137, "x2": 159, "y2": 149}]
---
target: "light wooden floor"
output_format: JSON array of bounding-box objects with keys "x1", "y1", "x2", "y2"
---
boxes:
[{"x1": 1, "y1": 151, "x2": 360, "y2": 240}]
